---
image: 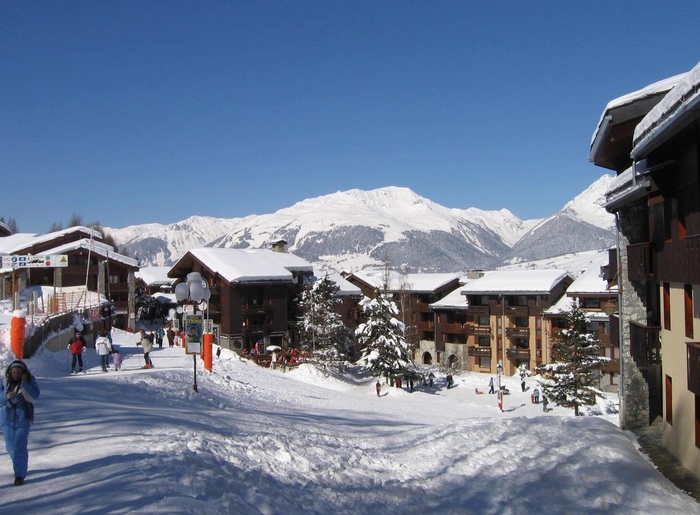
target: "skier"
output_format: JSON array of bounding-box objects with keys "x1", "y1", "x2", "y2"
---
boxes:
[
  {"x1": 375, "y1": 381, "x2": 381, "y2": 397},
  {"x1": 140, "y1": 329, "x2": 154, "y2": 369},
  {"x1": 428, "y1": 372, "x2": 435, "y2": 387},
  {"x1": 542, "y1": 395, "x2": 549, "y2": 412},
  {"x1": 216, "y1": 346, "x2": 222, "y2": 358},
  {"x1": 488, "y1": 376, "x2": 495, "y2": 394},
  {"x1": 1, "y1": 360, "x2": 40, "y2": 486}
]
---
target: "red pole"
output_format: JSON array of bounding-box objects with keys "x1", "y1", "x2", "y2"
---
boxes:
[
  {"x1": 203, "y1": 333, "x2": 213, "y2": 372},
  {"x1": 10, "y1": 310, "x2": 27, "y2": 360}
]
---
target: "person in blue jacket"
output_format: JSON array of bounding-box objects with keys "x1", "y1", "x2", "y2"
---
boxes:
[{"x1": 1, "y1": 360, "x2": 40, "y2": 486}]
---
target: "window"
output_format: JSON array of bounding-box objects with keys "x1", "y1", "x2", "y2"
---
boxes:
[
  {"x1": 480, "y1": 295, "x2": 489, "y2": 306},
  {"x1": 478, "y1": 315, "x2": 489, "y2": 326},
  {"x1": 478, "y1": 336, "x2": 490, "y2": 347},
  {"x1": 109, "y1": 274, "x2": 121, "y2": 284},
  {"x1": 665, "y1": 375, "x2": 673, "y2": 425},
  {"x1": 685, "y1": 284, "x2": 693, "y2": 339},
  {"x1": 518, "y1": 296, "x2": 527, "y2": 306},
  {"x1": 515, "y1": 317, "x2": 528, "y2": 328},
  {"x1": 663, "y1": 283, "x2": 671, "y2": 331},
  {"x1": 479, "y1": 356, "x2": 490, "y2": 368}
]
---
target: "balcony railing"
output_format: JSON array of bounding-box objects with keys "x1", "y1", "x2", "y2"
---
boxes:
[
  {"x1": 504, "y1": 306, "x2": 528, "y2": 317},
  {"x1": 506, "y1": 348, "x2": 530, "y2": 360},
  {"x1": 469, "y1": 326, "x2": 491, "y2": 335},
  {"x1": 629, "y1": 321, "x2": 661, "y2": 367},
  {"x1": 655, "y1": 235, "x2": 700, "y2": 284},
  {"x1": 505, "y1": 327, "x2": 530, "y2": 338},
  {"x1": 468, "y1": 346, "x2": 492, "y2": 357},
  {"x1": 442, "y1": 323, "x2": 470, "y2": 335},
  {"x1": 418, "y1": 322, "x2": 435, "y2": 331},
  {"x1": 417, "y1": 302, "x2": 431, "y2": 312},
  {"x1": 466, "y1": 305, "x2": 489, "y2": 316}
]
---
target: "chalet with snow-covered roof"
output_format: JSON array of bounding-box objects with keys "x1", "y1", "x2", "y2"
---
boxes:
[
  {"x1": 430, "y1": 269, "x2": 572, "y2": 375},
  {"x1": 590, "y1": 60, "x2": 700, "y2": 480},
  {"x1": 168, "y1": 248, "x2": 314, "y2": 352},
  {"x1": 343, "y1": 270, "x2": 461, "y2": 349},
  {"x1": 0, "y1": 226, "x2": 138, "y2": 330},
  {"x1": 542, "y1": 254, "x2": 619, "y2": 391}
]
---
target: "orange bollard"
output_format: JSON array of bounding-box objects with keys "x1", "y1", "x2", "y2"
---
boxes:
[
  {"x1": 10, "y1": 310, "x2": 27, "y2": 360},
  {"x1": 203, "y1": 333, "x2": 213, "y2": 372}
]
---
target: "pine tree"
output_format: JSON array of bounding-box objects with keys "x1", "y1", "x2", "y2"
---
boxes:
[
  {"x1": 536, "y1": 301, "x2": 610, "y2": 415},
  {"x1": 298, "y1": 274, "x2": 347, "y2": 362},
  {"x1": 356, "y1": 290, "x2": 412, "y2": 381}
]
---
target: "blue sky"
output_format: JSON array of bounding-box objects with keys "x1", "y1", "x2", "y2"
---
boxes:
[{"x1": 3, "y1": 1, "x2": 700, "y2": 234}]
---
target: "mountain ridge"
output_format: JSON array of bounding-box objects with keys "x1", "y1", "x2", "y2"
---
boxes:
[{"x1": 108, "y1": 174, "x2": 616, "y2": 273}]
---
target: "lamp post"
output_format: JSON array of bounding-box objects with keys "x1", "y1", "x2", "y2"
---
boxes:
[
  {"x1": 497, "y1": 360, "x2": 503, "y2": 412},
  {"x1": 175, "y1": 272, "x2": 211, "y2": 393}
]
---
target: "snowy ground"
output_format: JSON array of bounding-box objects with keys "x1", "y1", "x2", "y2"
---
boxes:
[{"x1": 0, "y1": 329, "x2": 698, "y2": 514}]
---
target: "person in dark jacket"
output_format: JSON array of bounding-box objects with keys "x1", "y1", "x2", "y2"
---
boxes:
[
  {"x1": 1, "y1": 360, "x2": 40, "y2": 486},
  {"x1": 68, "y1": 330, "x2": 87, "y2": 374}
]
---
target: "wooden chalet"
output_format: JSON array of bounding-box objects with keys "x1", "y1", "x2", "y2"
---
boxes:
[
  {"x1": 167, "y1": 247, "x2": 314, "y2": 352},
  {"x1": 0, "y1": 226, "x2": 138, "y2": 329},
  {"x1": 343, "y1": 270, "x2": 461, "y2": 351},
  {"x1": 542, "y1": 254, "x2": 620, "y2": 391}
]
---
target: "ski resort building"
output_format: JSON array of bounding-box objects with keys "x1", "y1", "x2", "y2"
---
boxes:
[
  {"x1": 590, "y1": 61, "x2": 700, "y2": 479},
  {"x1": 167, "y1": 247, "x2": 314, "y2": 352}
]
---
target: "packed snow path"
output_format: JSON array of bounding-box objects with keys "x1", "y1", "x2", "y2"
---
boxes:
[{"x1": 0, "y1": 330, "x2": 698, "y2": 515}]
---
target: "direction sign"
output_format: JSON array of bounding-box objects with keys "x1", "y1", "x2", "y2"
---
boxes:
[{"x1": 1, "y1": 255, "x2": 68, "y2": 268}]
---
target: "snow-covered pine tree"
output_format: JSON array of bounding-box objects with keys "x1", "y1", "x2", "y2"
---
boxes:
[
  {"x1": 356, "y1": 290, "x2": 412, "y2": 382},
  {"x1": 298, "y1": 274, "x2": 346, "y2": 362},
  {"x1": 536, "y1": 300, "x2": 610, "y2": 415}
]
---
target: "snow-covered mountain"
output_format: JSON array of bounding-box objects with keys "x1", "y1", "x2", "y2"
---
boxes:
[{"x1": 108, "y1": 175, "x2": 615, "y2": 273}]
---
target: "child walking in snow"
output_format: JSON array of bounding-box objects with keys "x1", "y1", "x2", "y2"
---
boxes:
[{"x1": 112, "y1": 348, "x2": 123, "y2": 371}]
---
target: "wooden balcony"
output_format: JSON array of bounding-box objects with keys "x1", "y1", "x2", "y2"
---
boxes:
[
  {"x1": 418, "y1": 322, "x2": 435, "y2": 331},
  {"x1": 470, "y1": 326, "x2": 491, "y2": 335},
  {"x1": 418, "y1": 302, "x2": 431, "y2": 312},
  {"x1": 466, "y1": 305, "x2": 489, "y2": 316},
  {"x1": 687, "y1": 343, "x2": 700, "y2": 396},
  {"x1": 241, "y1": 304, "x2": 270, "y2": 315},
  {"x1": 442, "y1": 323, "x2": 470, "y2": 335},
  {"x1": 506, "y1": 348, "x2": 530, "y2": 360},
  {"x1": 629, "y1": 321, "x2": 661, "y2": 367},
  {"x1": 505, "y1": 327, "x2": 530, "y2": 338},
  {"x1": 504, "y1": 306, "x2": 528, "y2": 317},
  {"x1": 627, "y1": 242, "x2": 653, "y2": 281},
  {"x1": 468, "y1": 346, "x2": 492, "y2": 357}
]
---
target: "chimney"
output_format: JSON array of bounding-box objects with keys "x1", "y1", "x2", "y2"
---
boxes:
[
  {"x1": 466, "y1": 269, "x2": 484, "y2": 280},
  {"x1": 270, "y1": 239, "x2": 288, "y2": 253}
]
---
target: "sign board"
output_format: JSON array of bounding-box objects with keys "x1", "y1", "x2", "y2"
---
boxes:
[
  {"x1": 1, "y1": 255, "x2": 68, "y2": 268},
  {"x1": 184, "y1": 314, "x2": 203, "y2": 355}
]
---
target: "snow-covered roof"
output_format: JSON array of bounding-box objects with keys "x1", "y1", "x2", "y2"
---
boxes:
[
  {"x1": 136, "y1": 266, "x2": 176, "y2": 287},
  {"x1": 460, "y1": 270, "x2": 571, "y2": 295},
  {"x1": 327, "y1": 273, "x2": 362, "y2": 297},
  {"x1": 429, "y1": 285, "x2": 468, "y2": 310},
  {"x1": 180, "y1": 248, "x2": 313, "y2": 284},
  {"x1": 0, "y1": 226, "x2": 102, "y2": 254},
  {"x1": 0, "y1": 237, "x2": 137, "y2": 272},
  {"x1": 590, "y1": 73, "x2": 684, "y2": 150},
  {"x1": 46, "y1": 238, "x2": 138, "y2": 268},
  {"x1": 633, "y1": 61, "x2": 700, "y2": 157},
  {"x1": 350, "y1": 271, "x2": 460, "y2": 293},
  {"x1": 566, "y1": 257, "x2": 618, "y2": 296}
]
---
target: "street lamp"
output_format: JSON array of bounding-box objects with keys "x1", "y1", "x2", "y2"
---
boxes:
[
  {"x1": 496, "y1": 360, "x2": 503, "y2": 412},
  {"x1": 175, "y1": 272, "x2": 211, "y2": 393}
]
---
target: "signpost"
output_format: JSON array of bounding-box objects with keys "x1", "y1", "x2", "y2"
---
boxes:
[{"x1": 2, "y1": 255, "x2": 68, "y2": 268}]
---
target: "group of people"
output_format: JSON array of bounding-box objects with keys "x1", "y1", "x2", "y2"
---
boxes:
[{"x1": 68, "y1": 330, "x2": 123, "y2": 373}]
